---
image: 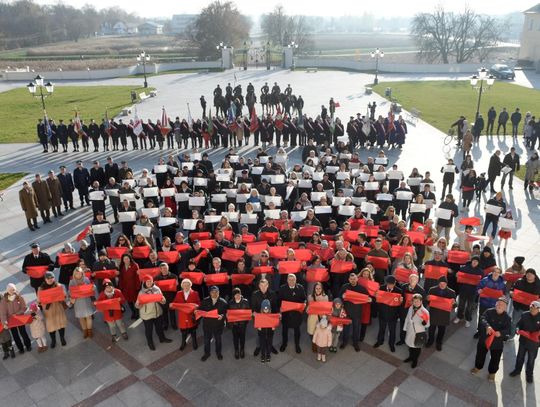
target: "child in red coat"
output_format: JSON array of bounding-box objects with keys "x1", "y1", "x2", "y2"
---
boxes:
[{"x1": 97, "y1": 279, "x2": 128, "y2": 343}]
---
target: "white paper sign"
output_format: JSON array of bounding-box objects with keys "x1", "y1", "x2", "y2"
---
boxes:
[
  {"x1": 351, "y1": 197, "x2": 367, "y2": 205},
  {"x1": 174, "y1": 177, "x2": 189, "y2": 186},
  {"x1": 364, "y1": 182, "x2": 379, "y2": 191},
  {"x1": 298, "y1": 179, "x2": 313, "y2": 189},
  {"x1": 216, "y1": 174, "x2": 231, "y2": 182},
  {"x1": 91, "y1": 223, "x2": 110, "y2": 235},
  {"x1": 314, "y1": 206, "x2": 332, "y2": 214},
  {"x1": 338, "y1": 205, "x2": 355, "y2": 216},
  {"x1": 311, "y1": 192, "x2": 325, "y2": 202},
  {"x1": 374, "y1": 157, "x2": 388, "y2": 165},
  {"x1": 373, "y1": 172, "x2": 387, "y2": 181},
  {"x1": 259, "y1": 156, "x2": 269, "y2": 164},
  {"x1": 119, "y1": 193, "x2": 136, "y2": 202},
  {"x1": 331, "y1": 197, "x2": 346, "y2": 206},
  {"x1": 159, "y1": 188, "x2": 175, "y2": 197},
  {"x1": 264, "y1": 209, "x2": 280, "y2": 219},
  {"x1": 133, "y1": 225, "x2": 152, "y2": 237},
  {"x1": 204, "y1": 215, "x2": 221, "y2": 223},
  {"x1": 89, "y1": 191, "x2": 105, "y2": 201},
  {"x1": 236, "y1": 193, "x2": 250, "y2": 203},
  {"x1": 498, "y1": 217, "x2": 516, "y2": 229},
  {"x1": 182, "y1": 219, "x2": 198, "y2": 230},
  {"x1": 435, "y1": 208, "x2": 452, "y2": 220},
  {"x1": 154, "y1": 165, "x2": 168, "y2": 174},
  {"x1": 158, "y1": 217, "x2": 177, "y2": 227},
  {"x1": 424, "y1": 199, "x2": 434, "y2": 209},
  {"x1": 376, "y1": 193, "x2": 394, "y2": 202},
  {"x1": 312, "y1": 172, "x2": 324, "y2": 181},
  {"x1": 105, "y1": 188, "x2": 119, "y2": 197},
  {"x1": 407, "y1": 177, "x2": 422, "y2": 186},
  {"x1": 143, "y1": 187, "x2": 159, "y2": 197},
  {"x1": 387, "y1": 170, "x2": 403, "y2": 180},
  {"x1": 189, "y1": 197, "x2": 206, "y2": 207},
  {"x1": 251, "y1": 167, "x2": 264, "y2": 175},
  {"x1": 501, "y1": 166, "x2": 512, "y2": 175},
  {"x1": 211, "y1": 194, "x2": 227, "y2": 203},
  {"x1": 361, "y1": 201, "x2": 379, "y2": 215},
  {"x1": 181, "y1": 162, "x2": 194, "y2": 171},
  {"x1": 240, "y1": 213, "x2": 259, "y2": 224},
  {"x1": 336, "y1": 172, "x2": 350, "y2": 180},
  {"x1": 174, "y1": 193, "x2": 190, "y2": 202},
  {"x1": 265, "y1": 196, "x2": 282, "y2": 206},
  {"x1": 485, "y1": 204, "x2": 502, "y2": 216},
  {"x1": 222, "y1": 212, "x2": 239, "y2": 222},
  {"x1": 444, "y1": 165, "x2": 456, "y2": 173},
  {"x1": 141, "y1": 208, "x2": 159, "y2": 218},
  {"x1": 396, "y1": 191, "x2": 414, "y2": 201},
  {"x1": 410, "y1": 203, "x2": 427, "y2": 213},
  {"x1": 291, "y1": 211, "x2": 307, "y2": 222},
  {"x1": 229, "y1": 155, "x2": 239, "y2": 163},
  {"x1": 269, "y1": 175, "x2": 285, "y2": 184},
  {"x1": 193, "y1": 178, "x2": 208, "y2": 187},
  {"x1": 121, "y1": 179, "x2": 136, "y2": 188},
  {"x1": 252, "y1": 202, "x2": 262, "y2": 212},
  {"x1": 420, "y1": 183, "x2": 436, "y2": 192},
  {"x1": 119, "y1": 211, "x2": 137, "y2": 222},
  {"x1": 358, "y1": 173, "x2": 370, "y2": 182},
  {"x1": 326, "y1": 166, "x2": 339, "y2": 174}
]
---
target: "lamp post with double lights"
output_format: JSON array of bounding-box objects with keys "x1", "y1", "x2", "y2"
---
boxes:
[
  {"x1": 288, "y1": 41, "x2": 298, "y2": 69},
  {"x1": 216, "y1": 42, "x2": 228, "y2": 69},
  {"x1": 470, "y1": 67, "x2": 495, "y2": 121},
  {"x1": 27, "y1": 75, "x2": 54, "y2": 111},
  {"x1": 266, "y1": 41, "x2": 271, "y2": 70},
  {"x1": 137, "y1": 51, "x2": 150, "y2": 88},
  {"x1": 370, "y1": 48, "x2": 384, "y2": 85}
]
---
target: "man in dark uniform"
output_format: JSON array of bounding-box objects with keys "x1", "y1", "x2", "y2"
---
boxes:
[
  {"x1": 104, "y1": 156, "x2": 119, "y2": 181},
  {"x1": 37, "y1": 118, "x2": 47, "y2": 153},
  {"x1": 73, "y1": 160, "x2": 90, "y2": 207},
  {"x1": 373, "y1": 275, "x2": 403, "y2": 352},
  {"x1": 21, "y1": 242, "x2": 54, "y2": 292},
  {"x1": 89, "y1": 119, "x2": 100, "y2": 152},
  {"x1": 200, "y1": 95, "x2": 207, "y2": 118},
  {"x1": 90, "y1": 160, "x2": 107, "y2": 187},
  {"x1": 57, "y1": 165, "x2": 74, "y2": 211},
  {"x1": 199, "y1": 286, "x2": 228, "y2": 361},
  {"x1": 278, "y1": 274, "x2": 306, "y2": 353},
  {"x1": 49, "y1": 119, "x2": 58, "y2": 152},
  {"x1": 486, "y1": 107, "x2": 496, "y2": 136},
  {"x1": 340, "y1": 272, "x2": 371, "y2": 351},
  {"x1": 57, "y1": 119, "x2": 68, "y2": 152},
  {"x1": 427, "y1": 276, "x2": 456, "y2": 351}
]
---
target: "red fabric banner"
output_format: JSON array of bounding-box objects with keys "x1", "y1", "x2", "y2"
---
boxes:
[
  {"x1": 222, "y1": 247, "x2": 245, "y2": 262},
  {"x1": 7, "y1": 314, "x2": 33, "y2": 328},
  {"x1": 343, "y1": 290, "x2": 371, "y2": 304},
  {"x1": 424, "y1": 265, "x2": 448, "y2": 280},
  {"x1": 57, "y1": 253, "x2": 80, "y2": 265},
  {"x1": 246, "y1": 242, "x2": 268, "y2": 256},
  {"x1": 76, "y1": 225, "x2": 91, "y2": 241},
  {"x1": 404, "y1": 293, "x2": 414, "y2": 308},
  {"x1": 428, "y1": 295, "x2": 454, "y2": 312},
  {"x1": 366, "y1": 255, "x2": 389, "y2": 270},
  {"x1": 259, "y1": 232, "x2": 279, "y2": 244},
  {"x1": 358, "y1": 279, "x2": 380, "y2": 297},
  {"x1": 268, "y1": 246, "x2": 288, "y2": 259},
  {"x1": 330, "y1": 260, "x2": 354, "y2": 274},
  {"x1": 376, "y1": 291, "x2": 402, "y2": 307},
  {"x1": 254, "y1": 312, "x2": 280, "y2": 328},
  {"x1": 195, "y1": 309, "x2": 219, "y2": 320},
  {"x1": 343, "y1": 230, "x2": 360, "y2": 243},
  {"x1": 503, "y1": 273, "x2": 522, "y2": 283},
  {"x1": 457, "y1": 272, "x2": 483, "y2": 286},
  {"x1": 351, "y1": 245, "x2": 370, "y2": 259},
  {"x1": 294, "y1": 249, "x2": 313, "y2": 262},
  {"x1": 306, "y1": 268, "x2": 329, "y2": 283},
  {"x1": 180, "y1": 271, "x2": 205, "y2": 285},
  {"x1": 138, "y1": 293, "x2": 164, "y2": 305},
  {"x1": 38, "y1": 286, "x2": 65, "y2": 304},
  {"x1": 460, "y1": 217, "x2": 481, "y2": 226},
  {"x1": 107, "y1": 247, "x2": 128, "y2": 259},
  {"x1": 190, "y1": 232, "x2": 211, "y2": 240},
  {"x1": 479, "y1": 287, "x2": 504, "y2": 299},
  {"x1": 241, "y1": 233, "x2": 257, "y2": 243},
  {"x1": 359, "y1": 225, "x2": 379, "y2": 238},
  {"x1": 512, "y1": 289, "x2": 539, "y2": 306},
  {"x1": 192, "y1": 249, "x2": 208, "y2": 265},
  {"x1": 69, "y1": 284, "x2": 95, "y2": 299},
  {"x1": 227, "y1": 309, "x2": 253, "y2": 323},
  {"x1": 390, "y1": 245, "x2": 414, "y2": 258},
  {"x1": 447, "y1": 250, "x2": 470, "y2": 265},
  {"x1": 298, "y1": 226, "x2": 320, "y2": 237},
  {"x1": 231, "y1": 274, "x2": 255, "y2": 286},
  {"x1": 94, "y1": 269, "x2": 118, "y2": 280},
  {"x1": 394, "y1": 268, "x2": 416, "y2": 284},
  {"x1": 198, "y1": 240, "x2": 217, "y2": 250},
  {"x1": 280, "y1": 301, "x2": 305, "y2": 313},
  {"x1": 155, "y1": 279, "x2": 178, "y2": 292},
  {"x1": 329, "y1": 316, "x2": 352, "y2": 326},
  {"x1": 278, "y1": 261, "x2": 302, "y2": 274},
  {"x1": 132, "y1": 246, "x2": 151, "y2": 259},
  {"x1": 517, "y1": 330, "x2": 540, "y2": 343},
  {"x1": 251, "y1": 266, "x2": 274, "y2": 275},
  {"x1": 169, "y1": 302, "x2": 198, "y2": 313},
  {"x1": 175, "y1": 243, "x2": 192, "y2": 253},
  {"x1": 26, "y1": 265, "x2": 48, "y2": 279},
  {"x1": 138, "y1": 268, "x2": 160, "y2": 281},
  {"x1": 94, "y1": 298, "x2": 121, "y2": 312},
  {"x1": 307, "y1": 301, "x2": 333, "y2": 315},
  {"x1": 205, "y1": 273, "x2": 229, "y2": 285},
  {"x1": 485, "y1": 332, "x2": 496, "y2": 349},
  {"x1": 407, "y1": 231, "x2": 426, "y2": 245},
  {"x1": 284, "y1": 242, "x2": 300, "y2": 249},
  {"x1": 158, "y1": 251, "x2": 179, "y2": 264}
]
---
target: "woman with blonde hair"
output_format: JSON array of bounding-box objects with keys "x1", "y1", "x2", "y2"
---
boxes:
[{"x1": 69, "y1": 267, "x2": 96, "y2": 338}]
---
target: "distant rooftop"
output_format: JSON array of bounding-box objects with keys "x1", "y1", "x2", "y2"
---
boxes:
[{"x1": 525, "y1": 3, "x2": 540, "y2": 13}]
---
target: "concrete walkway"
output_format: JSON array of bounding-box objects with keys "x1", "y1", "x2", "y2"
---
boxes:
[{"x1": 0, "y1": 69, "x2": 538, "y2": 406}]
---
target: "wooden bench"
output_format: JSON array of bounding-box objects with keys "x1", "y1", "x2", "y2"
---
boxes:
[
  {"x1": 139, "y1": 92, "x2": 149, "y2": 101},
  {"x1": 365, "y1": 87, "x2": 373, "y2": 95},
  {"x1": 306, "y1": 67, "x2": 318, "y2": 73}
]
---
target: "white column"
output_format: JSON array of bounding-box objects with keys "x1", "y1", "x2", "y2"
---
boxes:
[{"x1": 283, "y1": 47, "x2": 293, "y2": 69}]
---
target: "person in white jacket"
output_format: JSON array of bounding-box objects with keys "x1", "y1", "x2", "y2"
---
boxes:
[{"x1": 403, "y1": 294, "x2": 430, "y2": 368}]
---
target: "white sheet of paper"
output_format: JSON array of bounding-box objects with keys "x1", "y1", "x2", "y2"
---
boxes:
[
  {"x1": 410, "y1": 203, "x2": 427, "y2": 213},
  {"x1": 291, "y1": 211, "x2": 307, "y2": 222},
  {"x1": 326, "y1": 166, "x2": 339, "y2": 174},
  {"x1": 312, "y1": 172, "x2": 324, "y2": 181},
  {"x1": 498, "y1": 217, "x2": 516, "y2": 229},
  {"x1": 252, "y1": 202, "x2": 262, "y2": 212},
  {"x1": 349, "y1": 162, "x2": 360, "y2": 170},
  {"x1": 191, "y1": 153, "x2": 202, "y2": 161},
  {"x1": 264, "y1": 209, "x2": 280, "y2": 219},
  {"x1": 189, "y1": 197, "x2": 206, "y2": 206},
  {"x1": 311, "y1": 191, "x2": 325, "y2": 202},
  {"x1": 211, "y1": 194, "x2": 227, "y2": 203},
  {"x1": 357, "y1": 173, "x2": 370, "y2": 182},
  {"x1": 174, "y1": 177, "x2": 189, "y2": 186},
  {"x1": 269, "y1": 175, "x2": 285, "y2": 184},
  {"x1": 154, "y1": 165, "x2": 168, "y2": 174},
  {"x1": 181, "y1": 162, "x2": 194, "y2": 171},
  {"x1": 141, "y1": 208, "x2": 159, "y2": 218},
  {"x1": 229, "y1": 155, "x2": 239, "y2": 163},
  {"x1": 303, "y1": 165, "x2": 315, "y2": 174},
  {"x1": 374, "y1": 157, "x2": 388, "y2": 165},
  {"x1": 160, "y1": 188, "x2": 175, "y2": 197},
  {"x1": 143, "y1": 187, "x2": 159, "y2": 197},
  {"x1": 89, "y1": 191, "x2": 105, "y2": 201},
  {"x1": 167, "y1": 165, "x2": 178, "y2": 174},
  {"x1": 236, "y1": 193, "x2": 250, "y2": 203},
  {"x1": 338, "y1": 205, "x2": 355, "y2": 216},
  {"x1": 193, "y1": 178, "x2": 208, "y2": 187},
  {"x1": 240, "y1": 213, "x2": 258, "y2": 224},
  {"x1": 339, "y1": 153, "x2": 352, "y2": 160},
  {"x1": 182, "y1": 219, "x2": 198, "y2": 230},
  {"x1": 133, "y1": 225, "x2": 152, "y2": 237},
  {"x1": 314, "y1": 205, "x2": 332, "y2": 214},
  {"x1": 501, "y1": 166, "x2": 512, "y2": 175},
  {"x1": 351, "y1": 197, "x2": 367, "y2": 205},
  {"x1": 407, "y1": 177, "x2": 422, "y2": 186},
  {"x1": 444, "y1": 165, "x2": 456, "y2": 173},
  {"x1": 216, "y1": 174, "x2": 231, "y2": 182},
  {"x1": 265, "y1": 196, "x2": 282, "y2": 206},
  {"x1": 485, "y1": 204, "x2": 502, "y2": 216},
  {"x1": 435, "y1": 207, "x2": 452, "y2": 220},
  {"x1": 174, "y1": 193, "x2": 190, "y2": 202},
  {"x1": 424, "y1": 199, "x2": 434, "y2": 209},
  {"x1": 364, "y1": 182, "x2": 379, "y2": 191},
  {"x1": 121, "y1": 179, "x2": 136, "y2": 188},
  {"x1": 91, "y1": 223, "x2": 110, "y2": 234},
  {"x1": 119, "y1": 211, "x2": 137, "y2": 222},
  {"x1": 396, "y1": 190, "x2": 414, "y2": 201},
  {"x1": 259, "y1": 156, "x2": 269, "y2": 164},
  {"x1": 222, "y1": 212, "x2": 239, "y2": 222},
  {"x1": 251, "y1": 166, "x2": 264, "y2": 175},
  {"x1": 223, "y1": 189, "x2": 237, "y2": 198},
  {"x1": 342, "y1": 188, "x2": 353, "y2": 197},
  {"x1": 331, "y1": 197, "x2": 346, "y2": 206},
  {"x1": 375, "y1": 193, "x2": 393, "y2": 202},
  {"x1": 373, "y1": 172, "x2": 387, "y2": 181},
  {"x1": 387, "y1": 170, "x2": 403, "y2": 180},
  {"x1": 204, "y1": 215, "x2": 221, "y2": 223},
  {"x1": 361, "y1": 201, "x2": 379, "y2": 214},
  {"x1": 298, "y1": 179, "x2": 313, "y2": 188},
  {"x1": 105, "y1": 188, "x2": 119, "y2": 197},
  {"x1": 138, "y1": 178, "x2": 149, "y2": 187},
  {"x1": 336, "y1": 172, "x2": 350, "y2": 180},
  {"x1": 119, "y1": 193, "x2": 136, "y2": 202},
  {"x1": 158, "y1": 217, "x2": 177, "y2": 227}
]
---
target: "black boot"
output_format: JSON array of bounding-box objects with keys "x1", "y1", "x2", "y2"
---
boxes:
[
  {"x1": 10, "y1": 348, "x2": 15, "y2": 358},
  {"x1": 50, "y1": 332, "x2": 56, "y2": 349}
]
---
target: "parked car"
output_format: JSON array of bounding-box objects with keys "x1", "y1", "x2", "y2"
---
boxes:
[{"x1": 489, "y1": 64, "x2": 515, "y2": 80}]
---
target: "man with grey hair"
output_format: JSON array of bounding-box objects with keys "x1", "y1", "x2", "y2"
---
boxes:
[{"x1": 278, "y1": 274, "x2": 306, "y2": 353}]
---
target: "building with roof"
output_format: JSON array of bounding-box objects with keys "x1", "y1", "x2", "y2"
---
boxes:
[
  {"x1": 138, "y1": 22, "x2": 164, "y2": 36},
  {"x1": 519, "y1": 3, "x2": 540, "y2": 69}
]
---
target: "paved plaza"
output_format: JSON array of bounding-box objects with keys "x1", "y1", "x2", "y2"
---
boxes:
[{"x1": 0, "y1": 68, "x2": 539, "y2": 406}]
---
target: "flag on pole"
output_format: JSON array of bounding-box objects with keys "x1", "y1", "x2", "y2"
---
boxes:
[
  {"x1": 74, "y1": 111, "x2": 86, "y2": 137},
  {"x1": 187, "y1": 103, "x2": 194, "y2": 131},
  {"x1": 44, "y1": 111, "x2": 52, "y2": 141},
  {"x1": 207, "y1": 108, "x2": 213, "y2": 134},
  {"x1": 161, "y1": 107, "x2": 171, "y2": 136},
  {"x1": 274, "y1": 106, "x2": 284, "y2": 131},
  {"x1": 249, "y1": 106, "x2": 259, "y2": 133},
  {"x1": 104, "y1": 109, "x2": 111, "y2": 136},
  {"x1": 227, "y1": 104, "x2": 238, "y2": 131},
  {"x1": 132, "y1": 107, "x2": 143, "y2": 136}
]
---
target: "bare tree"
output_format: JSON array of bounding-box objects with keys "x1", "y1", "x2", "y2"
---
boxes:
[
  {"x1": 411, "y1": 6, "x2": 503, "y2": 64},
  {"x1": 260, "y1": 5, "x2": 311, "y2": 49}
]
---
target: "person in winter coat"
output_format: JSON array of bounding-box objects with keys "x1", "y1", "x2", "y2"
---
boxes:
[
  {"x1": 55, "y1": 242, "x2": 78, "y2": 286},
  {"x1": 173, "y1": 278, "x2": 201, "y2": 351},
  {"x1": 0, "y1": 283, "x2": 32, "y2": 354},
  {"x1": 28, "y1": 302, "x2": 47, "y2": 352},
  {"x1": 330, "y1": 298, "x2": 348, "y2": 352},
  {"x1": 32, "y1": 173, "x2": 52, "y2": 224},
  {"x1": 427, "y1": 276, "x2": 456, "y2": 351},
  {"x1": 0, "y1": 294, "x2": 15, "y2": 359},
  {"x1": 278, "y1": 274, "x2": 307, "y2": 353},
  {"x1": 339, "y1": 272, "x2": 371, "y2": 351},
  {"x1": 374, "y1": 275, "x2": 403, "y2": 353},
  {"x1": 470, "y1": 297, "x2": 511, "y2": 381},
  {"x1": 258, "y1": 299, "x2": 275, "y2": 363},
  {"x1": 440, "y1": 158, "x2": 459, "y2": 200},
  {"x1": 481, "y1": 192, "x2": 506, "y2": 238},
  {"x1": 510, "y1": 269, "x2": 540, "y2": 338},
  {"x1": 475, "y1": 267, "x2": 506, "y2": 338},
  {"x1": 454, "y1": 256, "x2": 484, "y2": 327},
  {"x1": 509, "y1": 300, "x2": 540, "y2": 383},
  {"x1": 524, "y1": 151, "x2": 540, "y2": 191},
  {"x1": 403, "y1": 294, "x2": 430, "y2": 368},
  {"x1": 307, "y1": 282, "x2": 330, "y2": 340},
  {"x1": 19, "y1": 181, "x2": 40, "y2": 231},
  {"x1": 135, "y1": 275, "x2": 171, "y2": 350},
  {"x1": 312, "y1": 316, "x2": 333, "y2": 362},
  {"x1": 22, "y1": 242, "x2": 54, "y2": 292},
  {"x1": 462, "y1": 130, "x2": 473, "y2": 159},
  {"x1": 154, "y1": 263, "x2": 179, "y2": 330},
  {"x1": 97, "y1": 279, "x2": 128, "y2": 343},
  {"x1": 118, "y1": 254, "x2": 139, "y2": 319},
  {"x1": 38, "y1": 272, "x2": 68, "y2": 348},
  {"x1": 199, "y1": 285, "x2": 228, "y2": 361},
  {"x1": 228, "y1": 287, "x2": 250, "y2": 359},
  {"x1": 487, "y1": 151, "x2": 502, "y2": 193},
  {"x1": 68, "y1": 267, "x2": 96, "y2": 339},
  {"x1": 46, "y1": 170, "x2": 64, "y2": 218},
  {"x1": 397, "y1": 273, "x2": 425, "y2": 345},
  {"x1": 435, "y1": 194, "x2": 459, "y2": 242}
]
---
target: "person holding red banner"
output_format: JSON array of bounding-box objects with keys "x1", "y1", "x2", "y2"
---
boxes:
[
  {"x1": 329, "y1": 298, "x2": 348, "y2": 352},
  {"x1": 54, "y1": 243, "x2": 78, "y2": 286},
  {"x1": 68, "y1": 267, "x2": 97, "y2": 339},
  {"x1": 257, "y1": 299, "x2": 275, "y2": 363},
  {"x1": 199, "y1": 286, "x2": 228, "y2": 361},
  {"x1": 312, "y1": 316, "x2": 332, "y2": 362},
  {"x1": 366, "y1": 238, "x2": 390, "y2": 284},
  {"x1": 97, "y1": 279, "x2": 128, "y2": 343},
  {"x1": 0, "y1": 300, "x2": 15, "y2": 358},
  {"x1": 154, "y1": 263, "x2": 179, "y2": 331},
  {"x1": 306, "y1": 283, "x2": 330, "y2": 350},
  {"x1": 230, "y1": 259, "x2": 253, "y2": 300},
  {"x1": 228, "y1": 287, "x2": 250, "y2": 359},
  {"x1": 28, "y1": 302, "x2": 47, "y2": 352},
  {"x1": 397, "y1": 273, "x2": 425, "y2": 346},
  {"x1": 173, "y1": 279, "x2": 200, "y2": 351},
  {"x1": 278, "y1": 274, "x2": 307, "y2": 353},
  {"x1": 475, "y1": 267, "x2": 506, "y2": 339},
  {"x1": 403, "y1": 294, "x2": 430, "y2": 368},
  {"x1": 454, "y1": 256, "x2": 484, "y2": 328},
  {"x1": 470, "y1": 297, "x2": 511, "y2": 381},
  {"x1": 22, "y1": 242, "x2": 54, "y2": 292},
  {"x1": 426, "y1": 276, "x2": 456, "y2": 351},
  {"x1": 510, "y1": 269, "x2": 540, "y2": 339},
  {"x1": 115, "y1": 253, "x2": 138, "y2": 320},
  {"x1": 91, "y1": 249, "x2": 118, "y2": 290},
  {"x1": 503, "y1": 256, "x2": 526, "y2": 292},
  {"x1": 0, "y1": 284, "x2": 32, "y2": 354},
  {"x1": 251, "y1": 279, "x2": 279, "y2": 357},
  {"x1": 423, "y1": 249, "x2": 449, "y2": 295},
  {"x1": 373, "y1": 276, "x2": 403, "y2": 353},
  {"x1": 38, "y1": 272, "x2": 68, "y2": 348},
  {"x1": 135, "y1": 275, "x2": 171, "y2": 351},
  {"x1": 509, "y1": 301, "x2": 540, "y2": 383},
  {"x1": 339, "y1": 273, "x2": 371, "y2": 351}
]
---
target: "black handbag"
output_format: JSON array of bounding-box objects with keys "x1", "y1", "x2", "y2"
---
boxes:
[{"x1": 414, "y1": 331, "x2": 427, "y2": 348}]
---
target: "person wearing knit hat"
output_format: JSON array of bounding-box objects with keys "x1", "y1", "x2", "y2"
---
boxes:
[
  {"x1": 98, "y1": 278, "x2": 128, "y2": 343},
  {"x1": 454, "y1": 255, "x2": 484, "y2": 328},
  {"x1": 258, "y1": 299, "x2": 274, "y2": 363},
  {"x1": 426, "y1": 274, "x2": 456, "y2": 351},
  {"x1": 509, "y1": 268, "x2": 540, "y2": 339},
  {"x1": 509, "y1": 299, "x2": 540, "y2": 383},
  {"x1": 173, "y1": 278, "x2": 201, "y2": 352},
  {"x1": 228, "y1": 287, "x2": 250, "y2": 359},
  {"x1": 0, "y1": 283, "x2": 32, "y2": 355}
]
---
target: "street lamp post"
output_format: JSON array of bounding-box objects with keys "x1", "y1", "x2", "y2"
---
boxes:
[
  {"x1": 243, "y1": 41, "x2": 248, "y2": 71},
  {"x1": 27, "y1": 74, "x2": 54, "y2": 112},
  {"x1": 137, "y1": 51, "x2": 150, "y2": 88},
  {"x1": 216, "y1": 42, "x2": 228, "y2": 70},
  {"x1": 266, "y1": 41, "x2": 271, "y2": 70},
  {"x1": 370, "y1": 48, "x2": 384, "y2": 85},
  {"x1": 287, "y1": 41, "x2": 299, "y2": 70},
  {"x1": 470, "y1": 67, "x2": 495, "y2": 121}
]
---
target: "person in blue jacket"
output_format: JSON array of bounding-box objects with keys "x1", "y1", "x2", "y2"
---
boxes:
[
  {"x1": 454, "y1": 256, "x2": 484, "y2": 328},
  {"x1": 474, "y1": 267, "x2": 506, "y2": 338}
]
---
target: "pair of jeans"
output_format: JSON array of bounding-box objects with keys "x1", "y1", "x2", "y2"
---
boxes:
[
  {"x1": 377, "y1": 318, "x2": 397, "y2": 346},
  {"x1": 342, "y1": 317, "x2": 361, "y2": 346},
  {"x1": 457, "y1": 294, "x2": 475, "y2": 321},
  {"x1": 10, "y1": 326, "x2": 31, "y2": 351},
  {"x1": 514, "y1": 342, "x2": 538, "y2": 377},
  {"x1": 281, "y1": 323, "x2": 300, "y2": 348}
]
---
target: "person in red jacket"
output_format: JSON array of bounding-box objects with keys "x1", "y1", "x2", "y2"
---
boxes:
[
  {"x1": 173, "y1": 279, "x2": 201, "y2": 351},
  {"x1": 98, "y1": 279, "x2": 128, "y2": 343},
  {"x1": 118, "y1": 254, "x2": 140, "y2": 320}
]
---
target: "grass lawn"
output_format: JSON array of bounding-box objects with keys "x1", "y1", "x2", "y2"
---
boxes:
[
  {"x1": 123, "y1": 67, "x2": 223, "y2": 78},
  {"x1": 373, "y1": 80, "x2": 540, "y2": 134},
  {"x1": 0, "y1": 85, "x2": 153, "y2": 143},
  {"x1": 0, "y1": 173, "x2": 27, "y2": 190}
]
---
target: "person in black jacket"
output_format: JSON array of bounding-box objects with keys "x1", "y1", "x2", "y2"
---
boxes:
[
  {"x1": 470, "y1": 297, "x2": 511, "y2": 381},
  {"x1": 435, "y1": 194, "x2": 459, "y2": 242},
  {"x1": 57, "y1": 166, "x2": 75, "y2": 211},
  {"x1": 278, "y1": 274, "x2": 307, "y2": 353},
  {"x1": 510, "y1": 269, "x2": 540, "y2": 338},
  {"x1": 486, "y1": 107, "x2": 496, "y2": 136},
  {"x1": 339, "y1": 273, "x2": 371, "y2": 351},
  {"x1": 481, "y1": 192, "x2": 506, "y2": 238},
  {"x1": 228, "y1": 287, "x2": 250, "y2": 359},
  {"x1": 510, "y1": 108, "x2": 522, "y2": 139},
  {"x1": 427, "y1": 276, "x2": 456, "y2": 351},
  {"x1": 454, "y1": 256, "x2": 484, "y2": 326},
  {"x1": 501, "y1": 147, "x2": 520, "y2": 190},
  {"x1": 57, "y1": 119, "x2": 69, "y2": 152},
  {"x1": 509, "y1": 301, "x2": 540, "y2": 383},
  {"x1": 497, "y1": 107, "x2": 509, "y2": 136},
  {"x1": 73, "y1": 161, "x2": 90, "y2": 207},
  {"x1": 374, "y1": 275, "x2": 403, "y2": 352},
  {"x1": 251, "y1": 279, "x2": 279, "y2": 357},
  {"x1": 440, "y1": 159, "x2": 459, "y2": 200},
  {"x1": 200, "y1": 286, "x2": 228, "y2": 361},
  {"x1": 487, "y1": 150, "x2": 502, "y2": 193},
  {"x1": 21, "y1": 242, "x2": 54, "y2": 292},
  {"x1": 104, "y1": 157, "x2": 120, "y2": 181}
]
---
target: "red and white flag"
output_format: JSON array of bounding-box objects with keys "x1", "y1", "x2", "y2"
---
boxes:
[
  {"x1": 74, "y1": 111, "x2": 86, "y2": 137},
  {"x1": 133, "y1": 108, "x2": 143, "y2": 136},
  {"x1": 249, "y1": 107, "x2": 259, "y2": 133},
  {"x1": 161, "y1": 107, "x2": 171, "y2": 136}
]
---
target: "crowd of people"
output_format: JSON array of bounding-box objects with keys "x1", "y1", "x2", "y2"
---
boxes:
[{"x1": 7, "y1": 128, "x2": 540, "y2": 384}]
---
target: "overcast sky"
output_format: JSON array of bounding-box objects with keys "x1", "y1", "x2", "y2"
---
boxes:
[{"x1": 31, "y1": 0, "x2": 533, "y2": 17}]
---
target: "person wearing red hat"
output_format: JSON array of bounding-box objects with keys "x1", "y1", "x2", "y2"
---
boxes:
[{"x1": 98, "y1": 279, "x2": 128, "y2": 343}]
